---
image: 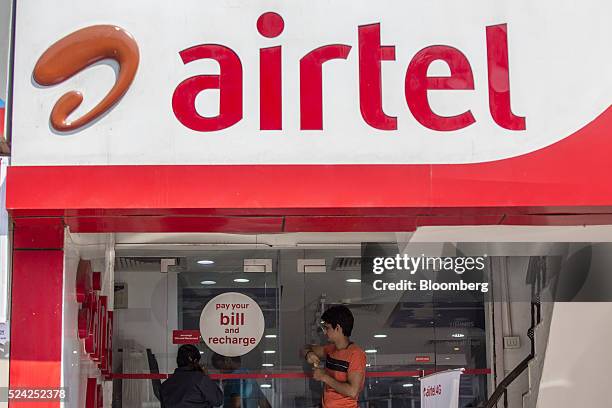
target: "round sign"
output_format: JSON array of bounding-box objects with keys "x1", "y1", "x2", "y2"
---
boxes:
[{"x1": 199, "y1": 292, "x2": 265, "y2": 357}]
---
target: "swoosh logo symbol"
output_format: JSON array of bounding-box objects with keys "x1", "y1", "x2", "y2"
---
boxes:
[{"x1": 33, "y1": 25, "x2": 139, "y2": 132}]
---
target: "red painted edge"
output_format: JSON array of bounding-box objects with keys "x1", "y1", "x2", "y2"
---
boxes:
[{"x1": 65, "y1": 216, "x2": 285, "y2": 233}]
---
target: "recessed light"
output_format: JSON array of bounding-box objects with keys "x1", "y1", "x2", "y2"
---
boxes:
[
  {"x1": 373, "y1": 334, "x2": 387, "y2": 338},
  {"x1": 200, "y1": 351, "x2": 204, "y2": 354},
  {"x1": 260, "y1": 384, "x2": 272, "y2": 389},
  {"x1": 451, "y1": 333, "x2": 465, "y2": 338},
  {"x1": 265, "y1": 334, "x2": 277, "y2": 339},
  {"x1": 402, "y1": 383, "x2": 414, "y2": 388},
  {"x1": 346, "y1": 278, "x2": 361, "y2": 283},
  {"x1": 197, "y1": 260, "x2": 215, "y2": 265},
  {"x1": 200, "y1": 280, "x2": 216, "y2": 285},
  {"x1": 445, "y1": 357, "x2": 451, "y2": 360},
  {"x1": 365, "y1": 349, "x2": 377, "y2": 354},
  {"x1": 453, "y1": 347, "x2": 460, "y2": 351},
  {"x1": 262, "y1": 363, "x2": 274, "y2": 367},
  {"x1": 234, "y1": 278, "x2": 250, "y2": 283},
  {"x1": 263, "y1": 350, "x2": 276, "y2": 354},
  {"x1": 366, "y1": 363, "x2": 372, "y2": 367}
]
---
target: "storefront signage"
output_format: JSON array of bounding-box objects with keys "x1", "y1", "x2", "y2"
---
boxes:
[
  {"x1": 172, "y1": 330, "x2": 201, "y2": 344},
  {"x1": 415, "y1": 356, "x2": 431, "y2": 363},
  {"x1": 420, "y1": 369, "x2": 463, "y2": 408},
  {"x1": 199, "y1": 292, "x2": 265, "y2": 357},
  {"x1": 12, "y1": 0, "x2": 612, "y2": 166}
]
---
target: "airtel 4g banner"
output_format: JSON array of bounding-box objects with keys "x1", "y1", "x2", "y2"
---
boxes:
[
  {"x1": 11, "y1": 0, "x2": 612, "y2": 166},
  {"x1": 420, "y1": 369, "x2": 463, "y2": 408}
]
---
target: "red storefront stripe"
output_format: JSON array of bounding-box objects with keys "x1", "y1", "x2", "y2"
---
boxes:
[
  {"x1": 7, "y1": 106, "x2": 612, "y2": 230},
  {"x1": 108, "y1": 368, "x2": 491, "y2": 380}
]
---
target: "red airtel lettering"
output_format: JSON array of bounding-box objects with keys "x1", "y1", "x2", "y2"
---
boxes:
[
  {"x1": 172, "y1": 44, "x2": 243, "y2": 131},
  {"x1": 260, "y1": 46, "x2": 282, "y2": 130},
  {"x1": 423, "y1": 384, "x2": 443, "y2": 397},
  {"x1": 169, "y1": 15, "x2": 525, "y2": 133},
  {"x1": 405, "y1": 45, "x2": 476, "y2": 131},
  {"x1": 358, "y1": 23, "x2": 397, "y2": 130},
  {"x1": 258, "y1": 12, "x2": 284, "y2": 130},
  {"x1": 300, "y1": 44, "x2": 352, "y2": 130},
  {"x1": 486, "y1": 23, "x2": 526, "y2": 130}
]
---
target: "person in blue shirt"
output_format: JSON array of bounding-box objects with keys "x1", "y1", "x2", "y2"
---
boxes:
[{"x1": 211, "y1": 353, "x2": 271, "y2": 408}]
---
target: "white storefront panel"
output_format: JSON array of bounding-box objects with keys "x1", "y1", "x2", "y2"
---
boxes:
[{"x1": 11, "y1": 0, "x2": 612, "y2": 166}]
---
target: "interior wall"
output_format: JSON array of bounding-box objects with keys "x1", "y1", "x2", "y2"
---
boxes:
[
  {"x1": 113, "y1": 266, "x2": 177, "y2": 373},
  {"x1": 490, "y1": 256, "x2": 533, "y2": 408}
]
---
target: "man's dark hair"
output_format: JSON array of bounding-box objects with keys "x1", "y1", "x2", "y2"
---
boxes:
[
  {"x1": 321, "y1": 305, "x2": 354, "y2": 337},
  {"x1": 176, "y1": 344, "x2": 201, "y2": 368}
]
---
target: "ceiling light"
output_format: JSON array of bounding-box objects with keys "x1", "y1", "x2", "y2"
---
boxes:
[
  {"x1": 402, "y1": 383, "x2": 414, "y2": 388},
  {"x1": 200, "y1": 280, "x2": 216, "y2": 285},
  {"x1": 365, "y1": 349, "x2": 377, "y2": 354},
  {"x1": 265, "y1": 334, "x2": 277, "y2": 339},
  {"x1": 346, "y1": 278, "x2": 361, "y2": 283},
  {"x1": 366, "y1": 363, "x2": 371, "y2": 367},
  {"x1": 451, "y1": 333, "x2": 465, "y2": 338},
  {"x1": 445, "y1": 357, "x2": 451, "y2": 360},
  {"x1": 453, "y1": 347, "x2": 460, "y2": 351},
  {"x1": 260, "y1": 384, "x2": 272, "y2": 389},
  {"x1": 234, "y1": 278, "x2": 250, "y2": 283},
  {"x1": 263, "y1": 350, "x2": 276, "y2": 354},
  {"x1": 197, "y1": 260, "x2": 215, "y2": 265},
  {"x1": 373, "y1": 334, "x2": 387, "y2": 338},
  {"x1": 262, "y1": 363, "x2": 274, "y2": 367}
]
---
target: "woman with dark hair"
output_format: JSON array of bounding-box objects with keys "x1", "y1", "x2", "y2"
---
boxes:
[{"x1": 160, "y1": 345, "x2": 223, "y2": 408}]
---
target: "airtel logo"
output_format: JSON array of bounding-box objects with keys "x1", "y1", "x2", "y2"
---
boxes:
[
  {"x1": 34, "y1": 13, "x2": 525, "y2": 133},
  {"x1": 33, "y1": 25, "x2": 139, "y2": 132}
]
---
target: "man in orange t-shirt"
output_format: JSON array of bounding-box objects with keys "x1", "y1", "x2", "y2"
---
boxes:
[{"x1": 304, "y1": 305, "x2": 367, "y2": 408}]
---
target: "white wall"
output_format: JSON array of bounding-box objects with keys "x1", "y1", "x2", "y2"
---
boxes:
[
  {"x1": 537, "y1": 303, "x2": 612, "y2": 407},
  {"x1": 536, "y1": 244, "x2": 612, "y2": 407}
]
